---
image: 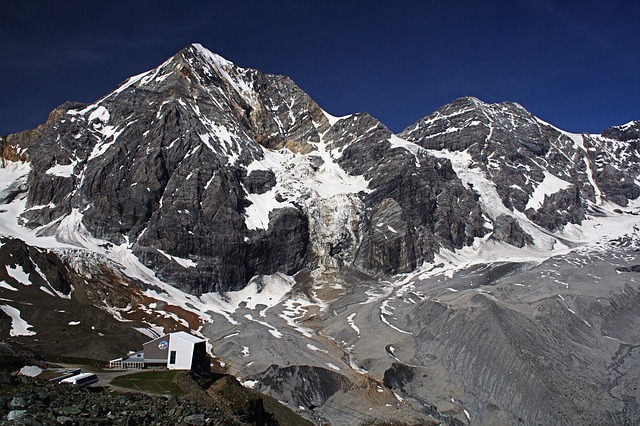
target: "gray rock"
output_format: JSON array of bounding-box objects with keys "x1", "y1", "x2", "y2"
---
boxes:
[
  {"x1": 244, "y1": 169, "x2": 276, "y2": 194},
  {"x1": 330, "y1": 112, "x2": 488, "y2": 274},
  {"x1": 491, "y1": 214, "x2": 533, "y2": 247},
  {"x1": 7, "y1": 409, "x2": 28, "y2": 421},
  {"x1": 182, "y1": 413, "x2": 206, "y2": 425},
  {"x1": 9, "y1": 396, "x2": 28, "y2": 409},
  {"x1": 90, "y1": 403, "x2": 101, "y2": 417},
  {"x1": 36, "y1": 391, "x2": 50, "y2": 403},
  {"x1": 58, "y1": 404, "x2": 83, "y2": 416},
  {"x1": 256, "y1": 364, "x2": 352, "y2": 410},
  {"x1": 383, "y1": 362, "x2": 415, "y2": 392}
]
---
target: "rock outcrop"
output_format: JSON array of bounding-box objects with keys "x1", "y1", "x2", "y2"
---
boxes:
[{"x1": 0, "y1": 372, "x2": 311, "y2": 425}]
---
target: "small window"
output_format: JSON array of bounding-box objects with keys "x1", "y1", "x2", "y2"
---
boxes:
[{"x1": 169, "y1": 351, "x2": 176, "y2": 364}]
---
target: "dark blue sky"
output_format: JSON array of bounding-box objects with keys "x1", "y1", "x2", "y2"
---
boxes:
[{"x1": 2, "y1": 0, "x2": 639, "y2": 136}]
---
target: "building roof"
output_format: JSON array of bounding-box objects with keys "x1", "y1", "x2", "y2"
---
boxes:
[
  {"x1": 171, "y1": 331, "x2": 206, "y2": 343},
  {"x1": 110, "y1": 351, "x2": 145, "y2": 363},
  {"x1": 144, "y1": 331, "x2": 205, "y2": 345}
]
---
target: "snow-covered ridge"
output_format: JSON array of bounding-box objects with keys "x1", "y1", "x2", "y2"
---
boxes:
[
  {"x1": 191, "y1": 43, "x2": 235, "y2": 68},
  {"x1": 188, "y1": 43, "x2": 259, "y2": 107},
  {"x1": 46, "y1": 159, "x2": 78, "y2": 178},
  {"x1": 617, "y1": 120, "x2": 639, "y2": 131}
]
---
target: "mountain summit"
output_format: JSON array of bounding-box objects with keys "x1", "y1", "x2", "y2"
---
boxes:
[{"x1": 1, "y1": 44, "x2": 640, "y2": 425}]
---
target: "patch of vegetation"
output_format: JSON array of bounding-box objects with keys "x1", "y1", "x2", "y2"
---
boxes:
[{"x1": 111, "y1": 370, "x2": 185, "y2": 396}]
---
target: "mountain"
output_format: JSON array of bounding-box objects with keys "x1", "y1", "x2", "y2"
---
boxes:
[
  {"x1": 1, "y1": 44, "x2": 640, "y2": 425},
  {"x1": 400, "y1": 96, "x2": 640, "y2": 231},
  {"x1": 2, "y1": 44, "x2": 489, "y2": 296}
]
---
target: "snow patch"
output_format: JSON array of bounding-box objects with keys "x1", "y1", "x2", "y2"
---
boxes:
[
  {"x1": 244, "y1": 313, "x2": 283, "y2": 338},
  {"x1": 88, "y1": 126, "x2": 125, "y2": 160},
  {"x1": 88, "y1": 106, "x2": 110, "y2": 123},
  {"x1": 6, "y1": 265, "x2": 31, "y2": 286},
  {"x1": 325, "y1": 362, "x2": 341, "y2": 371},
  {"x1": 19, "y1": 366, "x2": 43, "y2": 377},
  {"x1": 156, "y1": 248, "x2": 197, "y2": 269},
  {"x1": 279, "y1": 299, "x2": 315, "y2": 337},
  {"x1": 0, "y1": 304, "x2": 36, "y2": 336},
  {"x1": 347, "y1": 313, "x2": 360, "y2": 335},
  {"x1": 39, "y1": 286, "x2": 55, "y2": 296},
  {"x1": 46, "y1": 159, "x2": 78, "y2": 178},
  {"x1": 242, "y1": 380, "x2": 257, "y2": 389},
  {"x1": 525, "y1": 171, "x2": 573, "y2": 211},
  {"x1": 307, "y1": 344, "x2": 328, "y2": 354},
  {"x1": 220, "y1": 273, "x2": 293, "y2": 312},
  {"x1": 322, "y1": 109, "x2": 351, "y2": 126},
  {"x1": 388, "y1": 134, "x2": 426, "y2": 167},
  {"x1": 0, "y1": 281, "x2": 18, "y2": 291},
  {"x1": 244, "y1": 187, "x2": 292, "y2": 231}
]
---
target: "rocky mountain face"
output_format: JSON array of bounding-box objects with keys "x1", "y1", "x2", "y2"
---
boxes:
[
  {"x1": 399, "y1": 97, "x2": 640, "y2": 232},
  {"x1": 2, "y1": 44, "x2": 490, "y2": 295},
  {"x1": 2, "y1": 44, "x2": 640, "y2": 425}
]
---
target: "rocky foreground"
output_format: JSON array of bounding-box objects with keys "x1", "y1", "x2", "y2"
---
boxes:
[
  {"x1": 0, "y1": 360, "x2": 313, "y2": 426},
  {"x1": 2, "y1": 378, "x2": 225, "y2": 425}
]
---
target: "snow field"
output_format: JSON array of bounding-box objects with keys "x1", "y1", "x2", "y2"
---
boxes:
[{"x1": 0, "y1": 304, "x2": 36, "y2": 336}]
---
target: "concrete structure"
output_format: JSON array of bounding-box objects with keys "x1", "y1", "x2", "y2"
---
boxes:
[
  {"x1": 109, "y1": 331, "x2": 207, "y2": 370},
  {"x1": 108, "y1": 351, "x2": 145, "y2": 369}
]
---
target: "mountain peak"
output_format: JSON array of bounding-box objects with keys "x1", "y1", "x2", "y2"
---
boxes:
[
  {"x1": 398, "y1": 96, "x2": 535, "y2": 147},
  {"x1": 185, "y1": 43, "x2": 236, "y2": 69},
  {"x1": 95, "y1": 43, "x2": 246, "y2": 102},
  {"x1": 457, "y1": 95, "x2": 486, "y2": 107},
  {"x1": 601, "y1": 120, "x2": 640, "y2": 142},
  {"x1": 438, "y1": 96, "x2": 487, "y2": 113}
]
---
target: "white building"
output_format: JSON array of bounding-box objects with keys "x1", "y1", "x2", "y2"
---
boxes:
[{"x1": 109, "y1": 331, "x2": 207, "y2": 370}]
